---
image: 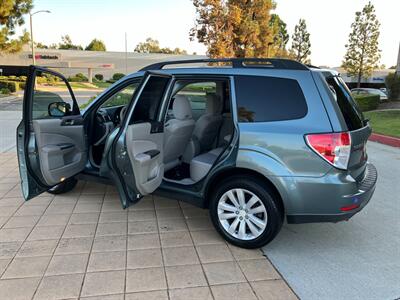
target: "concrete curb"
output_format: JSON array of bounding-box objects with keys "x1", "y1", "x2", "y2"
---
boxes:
[{"x1": 369, "y1": 133, "x2": 400, "y2": 148}]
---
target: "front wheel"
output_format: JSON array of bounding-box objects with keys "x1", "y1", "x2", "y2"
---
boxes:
[
  {"x1": 47, "y1": 178, "x2": 78, "y2": 195},
  {"x1": 209, "y1": 176, "x2": 283, "y2": 249}
]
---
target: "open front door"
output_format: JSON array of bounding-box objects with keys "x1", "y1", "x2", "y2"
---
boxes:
[
  {"x1": 17, "y1": 66, "x2": 87, "y2": 200},
  {"x1": 103, "y1": 72, "x2": 173, "y2": 208}
]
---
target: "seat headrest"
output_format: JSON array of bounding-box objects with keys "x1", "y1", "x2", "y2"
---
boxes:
[
  {"x1": 173, "y1": 95, "x2": 192, "y2": 120},
  {"x1": 206, "y1": 94, "x2": 222, "y2": 115}
]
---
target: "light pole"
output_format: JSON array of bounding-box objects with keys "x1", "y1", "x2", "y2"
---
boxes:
[
  {"x1": 396, "y1": 42, "x2": 400, "y2": 76},
  {"x1": 29, "y1": 10, "x2": 51, "y2": 65}
]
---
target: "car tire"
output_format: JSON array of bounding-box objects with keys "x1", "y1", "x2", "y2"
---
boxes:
[
  {"x1": 47, "y1": 178, "x2": 78, "y2": 195},
  {"x1": 209, "y1": 176, "x2": 283, "y2": 249}
]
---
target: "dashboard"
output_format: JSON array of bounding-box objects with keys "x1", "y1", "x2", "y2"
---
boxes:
[{"x1": 93, "y1": 105, "x2": 126, "y2": 146}]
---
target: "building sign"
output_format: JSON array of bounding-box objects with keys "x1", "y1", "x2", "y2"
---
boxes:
[{"x1": 26, "y1": 53, "x2": 61, "y2": 60}]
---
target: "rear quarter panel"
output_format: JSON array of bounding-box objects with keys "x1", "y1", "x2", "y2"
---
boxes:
[{"x1": 235, "y1": 70, "x2": 335, "y2": 214}]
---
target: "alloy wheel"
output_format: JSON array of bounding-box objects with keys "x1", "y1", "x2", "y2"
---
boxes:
[{"x1": 217, "y1": 188, "x2": 268, "y2": 240}]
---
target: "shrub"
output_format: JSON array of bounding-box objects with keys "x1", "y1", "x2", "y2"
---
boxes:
[
  {"x1": 19, "y1": 82, "x2": 26, "y2": 90},
  {"x1": 0, "y1": 81, "x2": 19, "y2": 93},
  {"x1": 36, "y1": 76, "x2": 48, "y2": 84},
  {"x1": 112, "y1": 73, "x2": 125, "y2": 81},
  {"x1": 94, "y1": 74, "x2": 104, "y2": 81},
  {"x1": 0, "y1": 88, "x2": 11, "y2": 95},
  {"x1": 43, "y1": 73, "x2": 60, "y2": 83},
  {"x1": 68, "y1": 73, "x2": 88, "y2": 82},
  {"x1": 385, "y1": 73, "x2": 400, "y2": 100},
  {"x1": 353, "y1": 94, "x2": 380, "y2": 112},
  {"x1": 0, "y1": 75, "x2": 26, "y2": 82}
]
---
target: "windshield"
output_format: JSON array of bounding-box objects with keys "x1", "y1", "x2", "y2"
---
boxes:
[{"x1": 326, "y1": 75, "x2": 365, "y2": 131}]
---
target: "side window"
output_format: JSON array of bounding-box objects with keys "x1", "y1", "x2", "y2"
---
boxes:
[
  {"x1": 131, "y1": 75, "x2": 170, "y2": 123},
  {"x1": 32, "y1": 71, "x2": 76, "y2": 120},
  {"x1": 100, "y1": 81, "x2": 140, "y2": 108},
  {"x1": 234, "y1": 75, "x2": 308, "y2": 122},
  {"x1": 175, "y1": 82, "x2": 217, "y2": 120}
]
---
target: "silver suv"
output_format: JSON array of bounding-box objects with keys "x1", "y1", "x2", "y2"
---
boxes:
[{"x1": 17, "y1": 58, "x2": 377, "y2": 248}]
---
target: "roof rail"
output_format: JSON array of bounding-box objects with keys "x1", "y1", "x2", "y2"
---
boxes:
[{"x1": 139, "y1": 58, "x2": 309, "y2": 71}]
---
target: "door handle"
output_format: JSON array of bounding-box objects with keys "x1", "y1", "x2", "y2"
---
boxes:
[
  {"x1": 143, "y1": 149, "x2": 160, "y2": 159},
  {"x1": 62, "y1": 119, "x2": 75, "y2": 126}
]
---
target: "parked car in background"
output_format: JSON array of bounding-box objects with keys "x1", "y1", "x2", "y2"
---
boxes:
[
  {"x1": 351, "y1": 88, "x2": 388, "y2": 101},
  {"x1": 17, "y1": 59, "x2": 377, "y2": 249},
  {"x1": 379, "y1": 88, "x2": 388, "y2": 95}
]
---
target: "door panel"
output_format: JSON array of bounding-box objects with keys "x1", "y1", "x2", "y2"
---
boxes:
[
  {"x1": 104, "y1": 72, "x2": 173, "y2": 207},
  {"x1": 32, "y1": 119, "x2": 86, "y2": 186},
  {"x1": 126, "y1": 122, "x2": 164, "y2": 195},
  {"x1": 17, "y1": 66, "x2": 86, "y2": 200}
]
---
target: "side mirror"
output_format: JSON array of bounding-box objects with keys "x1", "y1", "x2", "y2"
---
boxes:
[{"x1": 48, "y1": 102, "x2": 71, "y2": 117}]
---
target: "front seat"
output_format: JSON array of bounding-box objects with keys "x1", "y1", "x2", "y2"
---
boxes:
[
  {"x1": 192, "y1": 94, "x2": 223, "y2": 152},
  {"x1": 163, "y1": 95, "x2": 195, "y2": 171}
]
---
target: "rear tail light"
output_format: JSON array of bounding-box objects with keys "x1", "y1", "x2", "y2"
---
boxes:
[{"x1": 305, "y1": 132, "x2": 351, "y2": 170}]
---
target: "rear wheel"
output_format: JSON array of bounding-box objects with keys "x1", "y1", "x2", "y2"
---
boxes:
[
  {"x1": 47, "y1": 178, "x2": 78, "y2": 195},
  {"x1": 209, "y1": 176, "x2": 283, "y2": 249}
]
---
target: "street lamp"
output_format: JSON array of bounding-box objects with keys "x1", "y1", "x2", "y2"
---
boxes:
[{"x1": 29, "y1": 10, "x2": 51, "y2": 65}]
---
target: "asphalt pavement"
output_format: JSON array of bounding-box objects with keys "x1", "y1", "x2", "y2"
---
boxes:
[{"x1": 263, "y1": 141, "x2": 400, "y2": 300}]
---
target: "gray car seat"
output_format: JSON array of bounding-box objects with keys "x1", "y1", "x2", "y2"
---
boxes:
[
  {"x1": 182, "y1": 94, "x2": 224, "y2": 163},
  {"x1": 192, "y1": 94, "x2": 223, "y2": 152},
  {"x1": 163, "y1": 95, "x2": 195, "y2": 171}
]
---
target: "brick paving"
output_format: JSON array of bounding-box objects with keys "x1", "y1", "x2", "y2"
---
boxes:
[{"x1": 0, "y1": 153, "x2": 297, "y2": 300}]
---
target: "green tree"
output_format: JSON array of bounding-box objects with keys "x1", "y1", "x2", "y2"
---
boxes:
[
  {"x1": 289, "y1": 19, "x2": 311, "y2": 64},
  {"x1": 134, "y1": 37, "x2": 187, "y2": 54},
  {"x1": 85, "y1": 38, "x2": 106, "y2": 51},
  {"x1": 0, "y1": 0, "x2": 32, "y2": 54},
  {"x1": 58, "y1": 35, "x2": 83, "y2": 50},
  {"x1": 190, "y1": 0, "x2": 277, "y2": 58},
  {"x1": 342, "y1": 2, "x2": 381, "y2": 88},
  {"x1": 35, "y1": 41, "x2": 48, "y2": 49},
  {"x1": 269, "y1": 14, "x2": 289, "y2": 58},
  {"x1": 270, "y1": 14, "x2": 288, "y2": 50},
  {"x1": 134, "y1": 37, "x2": 161, "y2": 53}
]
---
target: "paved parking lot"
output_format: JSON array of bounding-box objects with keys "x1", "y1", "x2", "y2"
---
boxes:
[
  {"x1": 263, "y1": 142, "x2": 400, "y2": 300},
  {"x1": 0, "y1": 153, "x2": 296, "y2": 300}
]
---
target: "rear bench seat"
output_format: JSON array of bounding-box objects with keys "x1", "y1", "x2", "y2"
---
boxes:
[{"x1": 190, "y1": 147, "x2": 224, "y2": 182}]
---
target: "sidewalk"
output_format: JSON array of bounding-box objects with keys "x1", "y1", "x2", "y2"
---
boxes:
[{"x1": 0, "y1": 153, "x2": 297, "y2": 300}]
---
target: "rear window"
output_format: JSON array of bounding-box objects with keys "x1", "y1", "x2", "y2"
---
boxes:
[
  {"x1": 234, "y1": 75, "x2": 308, "y2": 122},
  {"x1": 325, "y1": 75, "x2": 364, "y2": 130}
]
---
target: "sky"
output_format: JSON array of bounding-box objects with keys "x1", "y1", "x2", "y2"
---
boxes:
[{"x1": 18, "y1": 0, "x2": 400, "y2": 67}]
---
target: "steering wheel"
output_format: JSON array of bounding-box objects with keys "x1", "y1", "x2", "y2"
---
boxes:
[
  {"x1": 94, "y1": 109, "x2": 114, "y2": 146},
  {"x1": 120, "y1": 106, "x2": 128, "y2": 122}
]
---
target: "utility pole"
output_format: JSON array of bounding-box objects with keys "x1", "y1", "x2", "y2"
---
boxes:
[
  {"x1": 29, "y1": 10, "x2": 51, "y2": 65},
  {"x1": 396, "y1": 42, "x2": 400, "y2": 76},
  {"x1": 30, "y1": 13, "x2": 34, "y2": 65},
  {"x1": 125, "y1": 32, "x2": 128, "y2": 74}
]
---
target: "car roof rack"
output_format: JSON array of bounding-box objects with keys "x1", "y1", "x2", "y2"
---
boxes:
[{"x1": 140, "y1": 58, "x2": 309, "y2": 71}]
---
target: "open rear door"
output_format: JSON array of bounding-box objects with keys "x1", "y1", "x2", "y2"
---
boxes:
[
  {"x1": 17, "y1": 66, "x2": 87, "y2": 200},
  {"x1": 102, "y1": 72, "x2": 173, "y2": 208}
]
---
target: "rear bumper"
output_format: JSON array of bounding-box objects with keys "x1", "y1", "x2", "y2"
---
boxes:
[{"x1": 287, "y1": 163, "x2": 377, "y2": 224}]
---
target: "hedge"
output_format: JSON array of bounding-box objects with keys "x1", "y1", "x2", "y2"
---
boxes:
[
  {"x1": 68, "y1": 73, "x2": 88, "y2": 82},
  {"x1": 0, "y1": 81, "x2": 19, "y2": 93},
  {"x1": 112, "y1": 73, "x2": 125, "y2": 81},
  {"x1": 385, "y1": 73, "x2": 400, "y2": 100},
  {"x1": 94, "y1": 74, "x2": 104, "y2": 81},
  {"x1": 353, "y1": 94, "x2": 380, "y2": 112}
]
